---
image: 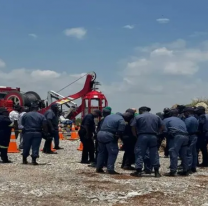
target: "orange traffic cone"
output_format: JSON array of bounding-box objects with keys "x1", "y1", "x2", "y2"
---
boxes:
[
  {"x1": 71, "y1": 124, "x2": 76, "y2": 131},
  {"x1": 77, "y1": 142, "x2": 83, "y2": 151},
  {"x1": 59, "y1": 128, "x2": 64, "y2": 140},
  {"x1": 69, "y1": 131, "x2": 79, "y2": 140},
  {"x1": 8, "y1": 129, "x2": 20, "y2": 153}
]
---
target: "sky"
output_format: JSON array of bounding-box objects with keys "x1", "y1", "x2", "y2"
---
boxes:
[{"x1": 0, "y1": 0, "x2": 208, "y2": 113}]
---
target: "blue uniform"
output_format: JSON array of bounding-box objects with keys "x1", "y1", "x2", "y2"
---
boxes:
[
  {"x1": 97, "y1": 113, "x2": 126, "y2": 171},
  {"x1": 95, "y1": 117, "x2": 107, "y2": 164},
  {"x1": 0, "y1": 114, "x2": 12, "y2": 162},
  {"x1": 121, "y1": 118, "x2": 137, "y2": 168},
  {"x1": 44, "y1": 109, "x2": 59, "y2": 148},
  {"x1": 197, "y1": 114, "x2": 208, "y2": 166},
  {"x1": 22, "y1": 111, "x2": 46, "y2": 158},
  {"x1": 131, "y1": 112, "x2": 163, "y2": 170},
  {"x1": 184, "y1": 115, "x2": 199, "y2": 169},
  {"x1": 163, "y1": 117, "x2": 189, "y2": 172},
  {"x1": 79, "y1": 113, "x2": 95, "y2": 163}
]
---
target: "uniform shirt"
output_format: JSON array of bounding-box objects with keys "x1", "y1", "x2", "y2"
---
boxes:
[
  {"x1": 81, "y1": 113, "x2": 95, "y2": 134},
  {"x1": 123, "y1": 118, "x2": 134, "y2": 137},
  {"x1": 18, "y1": 112, "x2": 26, "y2": 129},
  {"x1": 131, "y1": 112, "x2": 163, "y2": 135},
  {"x1": 198, "y1": 114, "x2": 208, "y2": 136},
  {"x1": 163, "y1": 116, "x2": 188, "y2": 137},
  {"x1": 184, "y1": 115, "x2": 199, "y2": 134},
  {"x1": 22, "y1": 111, "x2": 46, "y2": 132},
  {"x1": 100, "y1": 113, "x2": 126, "y2": 134},
  {"x1": 97, "y1": 118, "x2": 104, "y2": 133},
  {"x1": 9, "y1": 110, "x2": 20, "y2": 122},
  {"x1": 44, "y1": 109, "x2": 59, "y2": 130},
  {"x1": 0, "y1": 114, "x2": 12, "y2": 146}
]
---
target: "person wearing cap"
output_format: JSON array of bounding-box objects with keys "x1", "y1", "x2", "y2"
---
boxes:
[
  {"x1": 130, "y1": 106, "x2": 163, "y2": 178},
  {"x1": 89, "y1": 107, "x2": 112, "y2": 168},
  {"x1": 183, "y1": 107, "x2": 199, "y2": 173},
  {"x1": 195, "y1": 106, "x2": 208, "y2": 167},
  {"x1": 21, "y1": 102, "x2": 48, "y2": 165},
  {"x1": 0, "y1": 107, "x2": 13, "y2": 163},
  {"x1": 43, "y1": 103, "x2": 62, "y2": 153},
  {"x1": 96, "y1": 111, "x2": 133, "y2": 174},
  {"x1": 163, "y1": 109, "x2": 189, "y2": 176},
  {"x1": 121, "y1": 108, "x2": 137, "y2": 170},
  {"x1": 79, "y1": 109, "x2": 102, "y2": 164},
  {"x1": 9, "y1": 105, "x2": 22, "y2": 139}
]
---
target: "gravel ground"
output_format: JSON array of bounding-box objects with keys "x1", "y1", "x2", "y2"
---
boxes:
[{"x1": 1, "y1": 139, "x2": 208, "y2": 206}]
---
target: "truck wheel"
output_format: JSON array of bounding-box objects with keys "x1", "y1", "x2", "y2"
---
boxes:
[{"x1": 4, "y1": 91, "x2": 25, "y2": 106}]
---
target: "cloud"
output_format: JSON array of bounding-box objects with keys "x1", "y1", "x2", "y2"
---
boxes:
[
  {"x1": 102, "y1": 39, "x2": 208, "y2": 112},
  {"x1": 156, "y1": 18, "x2": 170, "y2": 24},
  {"x1": 0, "y1": 67, "x2": 87, "y2": 101},
  {"x1": 123, "y1": 25, "x2": 135, "y2": 29},
  {"x1": 2, "y1": 39, "x2": 208, "y2": 114},
  {"x1": 0, "y1": 58, "x2": 6, "y2": 68},
  {"x1": 29, "y1": 33, "x2": 37, "y2": 39},
  {"x1": 64, "y1": 27, "x2": 87, "y2": 39},
  {"x1": 190, "y1": 31, "x2": 208, "y2": 37}
]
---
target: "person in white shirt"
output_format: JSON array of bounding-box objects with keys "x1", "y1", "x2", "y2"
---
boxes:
[
  {"x1": 18, "y1": 107, "x2": 28, "y2": 149},
  {"x1": 9, "y1": 105, "x2": 22, "y2": 139},
  {"x1": 59, "y1": 112, "x2": 72, "y2": 126}
]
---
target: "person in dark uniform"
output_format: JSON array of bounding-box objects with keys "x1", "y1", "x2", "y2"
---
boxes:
[
  {"x1": 89, "y1": 107, "x2": 112, "y2": 168},
  {"x1": 195, "y1": 106, "x2": 208, "y2": 167},
  {"x1": 79, "y1": 109, "x2": 102, "y2": 164},
  {"x1": 130, "y1": 106, "x2": 163, "y2": 178},
  {"x1": 43, "y1": 103, "x2": 62, "y2": 154},
  {"x1": 163, "y1": 109, "x2": 189, "y2": 176},
  {"x1": 163, "y1": 108, "x2": 171, "y2": 158},
  {"x1": 0, "y1": 108, "x2": 13, "y2": 163},
  {"x1": 22, "y1": 102, "x2": 48, "y2": 165},
  {"x1": 183, "y1": 107, "x2": 199, "y2": 173},
  {"x1": 121, "y1": 108, "x2": 137, "y2": 170},
  {"x1": 96, "y1": 111, "x2": 133, "y2": 174}
]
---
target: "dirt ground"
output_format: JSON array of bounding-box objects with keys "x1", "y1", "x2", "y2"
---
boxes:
[{"x1": 1, "y1": 139, "x2": 208, "y2": 206}]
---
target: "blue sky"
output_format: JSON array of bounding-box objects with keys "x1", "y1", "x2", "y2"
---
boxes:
[{"x1": 0, "y1": 0, "x2": 208, "y2": 112}]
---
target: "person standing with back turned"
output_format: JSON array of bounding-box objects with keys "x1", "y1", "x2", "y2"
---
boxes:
[
  {"x1": 22, "y1": 102, "x2": 48, "y2": 165},
  {"x1": 79, "y1": 109, "x2": 102, "y2": 164},
  {"x1": 131, "y1": 106, "x2": 163, "y2": 178},
  {"x1": 43, "y1": 103, "x2": 62, "y2": 153},
  {"x1": 0, "y1": 108, "x2": 13, "y2": 163}
]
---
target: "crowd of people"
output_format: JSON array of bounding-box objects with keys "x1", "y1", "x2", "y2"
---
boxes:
[
  {"x1": 79, "y1": 105, "x2": 208, "y2": 177},
  {"x1": 0, "y1": 102, "x2": 62, "y2": 164},
  {"x1": 1, "y1": 102, "x2": 207, "y2": 179}
]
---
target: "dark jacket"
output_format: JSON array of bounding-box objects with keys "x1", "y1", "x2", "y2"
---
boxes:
[{"x1": 0, "y1": 115, "x2": 12, "y2": 147}]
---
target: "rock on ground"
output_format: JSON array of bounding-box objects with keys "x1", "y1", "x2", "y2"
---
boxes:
[{"x1": 1, "y1": 140, "x2": 208, "y2": 206}]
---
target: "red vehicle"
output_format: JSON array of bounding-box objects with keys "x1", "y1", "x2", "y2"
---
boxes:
[{"x1": 0, "y1": 72, "x2": 108, "y2": 119}]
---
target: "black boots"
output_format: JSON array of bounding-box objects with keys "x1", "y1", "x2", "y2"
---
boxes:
[
  {"x1": 96, "y1": 168, "x2": 105, "y2": 173},
  {"x1": 122, "y1": 165, "x2": 135, "y2": 170},
  {"x1": 22, "y1": 157, "x2": 28, "y2": 164},
  {"x1": 22, "y1": 157, "x2": 38, "y2": 165},
  {"x1": 131, "y1": 168, "x2": 161, "y2": 178},
  {"x1": 106, "y1": 170, "x2": 120, "y2": 175},
  {"x1": 32, "y1": 157, "x2": 38, "y2": 165},
  {"x1": 154, "y1": 168, "x2": 161, "y2": 178},
  {"x1": 2, "y1": 159, "x2": 12, "y2": 163},
  {"x1": 130, "y1": 169, "x2": 142, "y2": 177}
]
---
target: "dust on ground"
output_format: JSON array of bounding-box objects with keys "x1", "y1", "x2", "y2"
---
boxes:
[{"x1": 1, "y1": 140, "x2": 208, "y2": 206}]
